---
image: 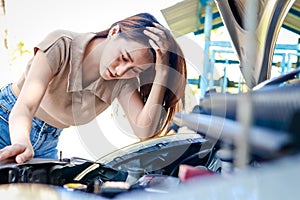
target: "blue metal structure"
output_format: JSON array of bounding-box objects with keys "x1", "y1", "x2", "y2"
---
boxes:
[
  {"x1": 199, "y1": 0, "x2": 214, "y2": 98},
  {"x1": 187, "y1": 41, "x2": 300, "y2": 95}
]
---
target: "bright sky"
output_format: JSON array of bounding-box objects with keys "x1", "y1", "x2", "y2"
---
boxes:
[{"x1": 5, "y1": 0, "x2": 179, "y2": 49}]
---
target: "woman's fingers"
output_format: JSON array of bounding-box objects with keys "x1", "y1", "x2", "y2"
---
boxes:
[
  {"x1": 144, "y1": 23, "x2": 171, "y2": 72},
  {"x1": 145, "y1": 26, "x2": 167, "y2": 39},
  {"x1": 0, "y1": 144, "x2": 33, "y2": 163},
  {"x1": 144, "y1": 28, "x2": 164, "y2": 41},
  {"x1": 144, "y1": 25, "x2": 169, "y2": 54},
  {"x1": 152, "y1": 22, "x2": 171, "y2": 36},
  {"x1": 16, "y1": 147, "x2": 34, "y2": 163},
  {"x1": 0, "y1": 145, "x2": 23, "y2": 159},
  {"x1": 144, "y1": 30, "x2": 168, "y2": 54},
  {"x1": 153, "y1": 22, "x2": 169, "y2": 31},
  {"x1": 148, "y1": 39, "x2": 159, "y2": 51}
]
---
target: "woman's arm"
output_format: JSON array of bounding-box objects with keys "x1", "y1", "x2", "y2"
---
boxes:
[
  {"x1": 118, "y1": 75, "x2": 167, "y2": 140},
  {"x1": 0, "y1": 50, "x2": 54, "y2": 163},
  {"x1": 118, "y1": 23, "x2": 171, "y2": 140}
]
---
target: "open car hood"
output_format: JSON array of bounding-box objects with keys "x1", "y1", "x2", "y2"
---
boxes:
[{"x1": 215, "y1": 0, "x2": 296, "y2": 88}]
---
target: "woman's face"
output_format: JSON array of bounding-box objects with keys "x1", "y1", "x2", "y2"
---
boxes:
[{"x1": 100, "y1": 37, "x2": 154, "y2": 80}]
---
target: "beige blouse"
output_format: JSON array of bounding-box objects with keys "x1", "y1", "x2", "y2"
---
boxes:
[{"x1": 16, "y1": 30, "x2": 138, "y2": 128}]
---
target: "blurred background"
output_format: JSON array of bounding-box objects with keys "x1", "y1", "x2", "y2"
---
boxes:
[{"x1": 0, "y1": 0, "x2": 299, "y2": 160}]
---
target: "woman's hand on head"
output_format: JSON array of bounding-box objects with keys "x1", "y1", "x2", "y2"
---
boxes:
[
  {"x1": 144, "y1": 23, "x2": 171, "y2": 74},
  {"x1": 0, "y1": 141, "x2": 34, "y2": 164}
]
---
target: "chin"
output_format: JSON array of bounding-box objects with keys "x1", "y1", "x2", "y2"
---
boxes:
[
  {"x1": 100, "y1": 74, "x2": 110, "y2": 80},
  {"x1": 103, "y1": 77, "x2": 111, "y2": 81}
]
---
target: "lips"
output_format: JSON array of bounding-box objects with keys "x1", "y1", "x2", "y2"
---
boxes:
[{"x1": 107, "y1": 69, "x2": 116, "y2": 78}]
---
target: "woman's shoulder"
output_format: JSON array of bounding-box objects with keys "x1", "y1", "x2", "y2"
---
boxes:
[
  {"x1": 36, "y1": 29, "x2": 95, "y2": 51},
  {"x1": 42, "y1": 29, "x2": 79, "y2": 41},
  {"x1": 34, "y1": 30, "x2": 84, "y2": 53}
]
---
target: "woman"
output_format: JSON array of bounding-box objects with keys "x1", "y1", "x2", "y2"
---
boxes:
[{"x1": 0, "y1": 13, "x2": 187, "y2": 163}]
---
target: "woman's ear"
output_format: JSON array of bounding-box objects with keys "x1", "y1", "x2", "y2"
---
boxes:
[{"x1": 108, "y1": 24, "x2": 120, "y2": 38}]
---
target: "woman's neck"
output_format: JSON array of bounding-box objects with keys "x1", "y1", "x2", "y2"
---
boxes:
[{"x1": 82, "y1": 37, "x2": 107, "y2": 88}]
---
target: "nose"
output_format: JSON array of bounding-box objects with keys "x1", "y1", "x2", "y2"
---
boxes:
[{"x1": 115, "y1": 65, "x2": 129, "y2": 77}]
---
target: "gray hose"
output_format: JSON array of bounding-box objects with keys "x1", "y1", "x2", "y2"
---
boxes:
[{"x1": 196, "y1": 84, "x2": 300, "y2": 132}]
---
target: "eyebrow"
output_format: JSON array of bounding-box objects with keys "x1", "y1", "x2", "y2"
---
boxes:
[{"x1": 125, "y1": 49, "x2": 146, "y2": 72}]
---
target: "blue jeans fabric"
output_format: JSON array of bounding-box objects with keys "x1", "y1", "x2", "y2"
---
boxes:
[{"x1": 0, "y1": 84, "x2": 63, "y2": 159}]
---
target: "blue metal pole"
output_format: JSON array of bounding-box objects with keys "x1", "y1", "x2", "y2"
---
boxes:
[
  {"x1": 209, "y1": 50, "x2": 216, "y2": 88},
  {"x1": 297, "y1": 38, "x2": 300, "y2": 71},
  {"x1": 200, "y1": 0, "x2": 213, "y2": 99},
  {"x1": 222, "y1": 59, "x2": 228, "y2": 93},
  {"x1": 287, "y1": 53, "x2": 292, "y2": 72},
  {"x1": 280, "y1": 53, "x2": 287, "y2": 74}
]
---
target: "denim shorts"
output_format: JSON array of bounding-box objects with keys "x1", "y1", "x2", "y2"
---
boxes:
[{"x1": 0, "y1": 84, "x2": 63, "y2": 159}]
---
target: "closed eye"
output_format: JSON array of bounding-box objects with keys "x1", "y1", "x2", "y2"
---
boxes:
[{"x1": 122, "y1": 54, "x2": 129, "y2": 62}]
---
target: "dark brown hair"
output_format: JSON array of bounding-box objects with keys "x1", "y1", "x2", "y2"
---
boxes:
[{"x1": 95, "y1": 13, "x2": 187, "y2": 138}]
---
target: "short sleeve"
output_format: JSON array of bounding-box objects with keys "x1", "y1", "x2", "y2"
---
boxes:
[
  {"x1": 34, "y1": 30, "x2": 71, "y2": 75},
  {"x1": 116, "y1": 78, "x2": 139, "y2": 98}
]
